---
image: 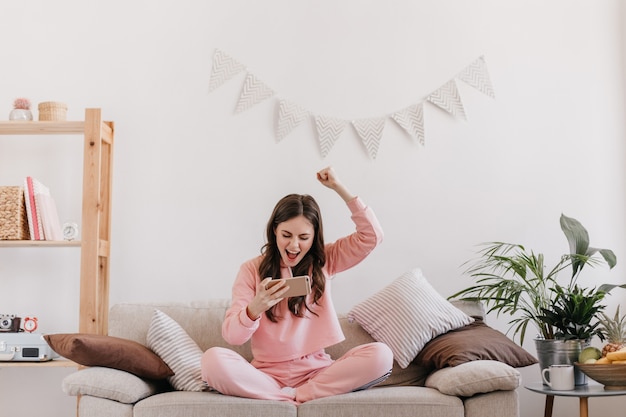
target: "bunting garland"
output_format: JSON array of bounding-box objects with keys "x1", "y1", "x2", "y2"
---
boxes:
[
  {"x1": 352, "y1": 118, "x2": 386, "y2": 160},
  {"x1": 315, "y1": 116, "x2": 347, "y2": 158},
  {"x1": 456, "y1": 56, "x2": 495, "y2": 99},
  {"x1": 426, "y1": 80, "x2": 466, "y2": 120},
  {"x1": 208, "y1": 49, "x2": 246, "y2": 93},
  {"x1": 391, "y1": 103, "x2": 425, "y2": 145},
  {"x1": 208, "y1": 49, "x2": 495, "y2": 159},
  {"x1": 276, "y1": 99, "x2": 309, "y2": 142},
  {"x1": 234, "y1": 73, "x2": 275, "y2": 113}
]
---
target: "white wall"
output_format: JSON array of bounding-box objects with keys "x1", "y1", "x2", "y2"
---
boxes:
[{"x1": 0, "y1": 1, "x2": 625, "y2": 416}]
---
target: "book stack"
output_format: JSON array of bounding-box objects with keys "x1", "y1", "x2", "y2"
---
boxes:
[{"x1": 23, "y1": 177, "x2": 63, "y2": 241}]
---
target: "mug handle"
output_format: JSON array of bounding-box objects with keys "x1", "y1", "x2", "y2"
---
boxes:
[{"x1": 542, "y1": 368, "x2": 552, "y2": 387}]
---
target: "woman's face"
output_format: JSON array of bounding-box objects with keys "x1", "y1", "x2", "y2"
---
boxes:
[{"x1": 275, "y1": 215, "x2": 315, "y2": 268}]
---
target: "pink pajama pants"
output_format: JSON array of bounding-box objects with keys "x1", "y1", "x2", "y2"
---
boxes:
[{"x1": 201, "y1": 342, "x2": 393, "y2": 405}]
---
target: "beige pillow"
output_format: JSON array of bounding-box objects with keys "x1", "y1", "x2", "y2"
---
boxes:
[
  {"x1": 62, "y1": 367, "x2": 162, "y2": 403},
  {"x1": 146, "y1": 309, "x2": 206, "y2": 391},
  {"x1": 425, "y1": 360, "x2": 520, "y2": 396},
  {"x1": 348, "y1": 268, "x2": 474, "y2": 368}
]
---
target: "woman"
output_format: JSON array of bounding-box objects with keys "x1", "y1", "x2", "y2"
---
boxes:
[{"x1": 201, "y1": 167, "x2": 392, "y2": 405}]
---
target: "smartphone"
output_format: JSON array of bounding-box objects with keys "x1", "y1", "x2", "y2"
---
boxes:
[{"x1": 265, "y1": 276, "x2": 311, "y2": 298}]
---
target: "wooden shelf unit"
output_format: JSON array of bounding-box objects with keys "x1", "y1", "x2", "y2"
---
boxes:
[
  {"x1": 0, "y1": 240, "x2": 81, "y2": 247},
  {"x1": 0, "y1": 108, "x2": 114, "y2": 342},
  {"x1": 0, "y1": 359, "x2": 78, "y2": 368}
]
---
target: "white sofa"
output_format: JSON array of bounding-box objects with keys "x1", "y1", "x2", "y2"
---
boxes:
[{"x1": 58, "y1": 298, "x2": 527, "y2": 417}]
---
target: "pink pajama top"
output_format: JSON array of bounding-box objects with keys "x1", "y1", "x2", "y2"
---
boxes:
[{"x1": 222, "y1": 197, "x2": 383, "y2": 363}]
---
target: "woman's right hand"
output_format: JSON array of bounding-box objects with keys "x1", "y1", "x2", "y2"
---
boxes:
[{"x1": 246, "y1": 277, "x2": 290, "y2": 320}]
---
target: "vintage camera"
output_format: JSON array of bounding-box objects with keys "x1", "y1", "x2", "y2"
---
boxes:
[{"x1": 0, "y1": 314, "x2": 21, "y2": 332}]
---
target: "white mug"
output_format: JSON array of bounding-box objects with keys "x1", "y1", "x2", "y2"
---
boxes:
[{"x1": 542, "y1": 364, "x2": 575, "y2": 390}]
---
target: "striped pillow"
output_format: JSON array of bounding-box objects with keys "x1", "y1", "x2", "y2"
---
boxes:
[
  {"x1": 146, "y1": 309, "x2": 206, "y2": 391},
  {"x1": 348, "y1": 268, "x2": 474, "y2": 369}
]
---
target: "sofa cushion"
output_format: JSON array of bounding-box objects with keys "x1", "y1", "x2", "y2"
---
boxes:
[
  {"x1": 62, "y1": 367, "x2": 164, "y2": 404},
  {"x1": 298, "y1": 386, "x2": 464, "y2": 417},
  {"x1": 78, "y1": 395, "x2": 134, "y2": 417},
  {"x1": 414, "y1": 318, "x2": 538, "y2": 369},
  {"x1": 348, "y1": 268, "x2": 474, "y2": 368},
  {"x1": 134, "y1": 391, "x2": 296, "y2": 417},
  {"x1": 146, "y1": 309, "x2": 206, "y2": 392},
  {"x1": 44, "y1": 333, "x2": 173, "y2": 380},
  {"x1": 425, "y1": 360, "x2": 520, "y2": 397}
]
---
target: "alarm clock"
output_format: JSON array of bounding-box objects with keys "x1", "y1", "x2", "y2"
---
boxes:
[
  {"x1": 62, "y1": 222, "x2": 79, "y2": 241},
  {"x1": 23, "y1": 317, "x2": 38, "y2": 333}
]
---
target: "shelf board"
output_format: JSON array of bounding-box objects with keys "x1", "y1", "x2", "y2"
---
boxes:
[
  {"x1": 0, "y1": 359, "x2": 78, "y2": 368},
  {"x1": 0, "y1": 121, "x2": 85, "y2": 135},
  {"x1": 0, "y1": 240, "x2": 81, "y2": 248}
]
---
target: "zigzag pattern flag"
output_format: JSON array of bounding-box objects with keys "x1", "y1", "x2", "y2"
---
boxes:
[
  {"x1": 426, "y1": 79, "x2": 466, "y2": 120},
  {"x1": 391, "y1": 103, "x2": 425, "y2": 145},
  {"x1": 208, "y1": 49, "x2": 495, "y2": 159},
  {"x1": 234, "y1": 73, "x2": 275, "y2": 113},
  {"x1": 456, "y1": 56, "x2": 495, "y2": 98},
  {"x1": 315, "y1": 116, "x2": 347, "y2": 158},
  {"x1": 276, "y1": 100, "x2": 309, "y2": 142},
  {"x1": 208, "y1": 49, "x2": 246, "y2": 93},
  {"x1": 352, "y1": 118, "x2": 386, "y2": 159}
]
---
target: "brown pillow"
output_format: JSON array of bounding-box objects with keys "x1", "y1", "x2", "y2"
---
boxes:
[
  {"x1": 414, "y1": 319, "x2": 538, "y2": 369},
  {"x1": 44, "y1": 334, "x2": 173, "y2": 380}
]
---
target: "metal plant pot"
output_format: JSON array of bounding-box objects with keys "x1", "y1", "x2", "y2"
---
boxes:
[{"x1": 535, "y1": 338, "x2": 589, "y2": 386}]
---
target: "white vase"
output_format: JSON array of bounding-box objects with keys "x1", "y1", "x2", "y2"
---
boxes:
[{"x1": 9, "y1": 109, "x2": 33, "y2": 121}]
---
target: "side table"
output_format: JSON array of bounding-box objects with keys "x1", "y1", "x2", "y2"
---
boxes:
[{"x1": 525, "y1": 382, "x2": 626, "y2": 417}]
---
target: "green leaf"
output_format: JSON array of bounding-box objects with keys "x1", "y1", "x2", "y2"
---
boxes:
[
  {"x1": 560, "y1": 214, "x2": 590, "y2": 276},
  {"x1": 598, "y1": 283, "x2": 626, "y2": 293},
  {"x1": 594, "y1": 248, "x2": 617, "y2": 269},
  {"x1": 560, "y1": 214, "x2": 589, "y2": 255}
]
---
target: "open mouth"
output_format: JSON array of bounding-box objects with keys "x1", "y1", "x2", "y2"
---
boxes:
[{"x1": 286, "y1": 249, "x2": 300, "y2": 261}]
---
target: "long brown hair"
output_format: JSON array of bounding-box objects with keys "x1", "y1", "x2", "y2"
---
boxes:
[{"x1": 259, "y1": 194, "x2": 326, "y2": 322}]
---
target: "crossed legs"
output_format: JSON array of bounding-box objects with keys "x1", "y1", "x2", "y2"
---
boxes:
[{"x1": 201, "y1": 342, "x2": 393, "y2": 405}]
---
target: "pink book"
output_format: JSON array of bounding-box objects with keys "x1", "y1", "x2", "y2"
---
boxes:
[
  {"x1": 24, "y1": 176, "x2": 41, "y2": 240},
  {"x1": 30, "y1": 178, "x2": 52, "y2": 241},
  {"x1": 23, "y1": 178, "x2": 35, "y2": 239}
]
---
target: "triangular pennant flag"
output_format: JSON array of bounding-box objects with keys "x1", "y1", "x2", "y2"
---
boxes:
[
  {"x1": 276, "y1": 100, "x2": 309, "y2": 142},
  {"x1": 234, "y1": 73, "x2": 275, "y2": 113},
  {"x1": 314, "y1": 116, "x2": 347, "y2": 158},
  {"x1": 391, "y1": 103, "x2": 425, "y2": 145},
  {"x1": 426, "y1": 79, "x2": 466, "y2": 119},
  {"x1": 208, "y1": 49, "x2": 246, "y2": 93},
  {"x1": 352, "y1": 118, "x2": 386, "y2": 159},
  {"x1": 456, "y1": 56, "x2": 495, "y2": 98}
]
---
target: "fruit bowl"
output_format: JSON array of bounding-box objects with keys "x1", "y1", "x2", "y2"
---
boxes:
[{"x1": 575, "y1": 362, "x2": 626, "y2": 390}]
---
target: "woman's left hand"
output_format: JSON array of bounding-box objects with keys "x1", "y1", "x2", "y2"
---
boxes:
[{"x1": 317, "y1": 166, "x2": 355, "y2": 202}]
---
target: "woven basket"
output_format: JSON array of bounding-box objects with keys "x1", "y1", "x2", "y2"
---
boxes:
[
  {"x1": 0, "y1": 186, "x2": 30, "y2": 240},
  {"x1": 38, "y1": 101, "x2": 68, "y2": 121}
]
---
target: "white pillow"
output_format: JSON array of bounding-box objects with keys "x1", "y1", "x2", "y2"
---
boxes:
[
  {"x1": 348, "y1": 268, "x2": 474, "y2": 368},
  {"x1": 425, "y1": 360, "x2": 520, "y2": 396},
  {"x1": 146, "y1": 309, "x2": 206, "y2": 391}
]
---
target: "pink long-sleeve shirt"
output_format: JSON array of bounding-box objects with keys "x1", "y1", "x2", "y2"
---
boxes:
[{"x1": 222, "y1": 197, "x2": 383, "y2": 363}]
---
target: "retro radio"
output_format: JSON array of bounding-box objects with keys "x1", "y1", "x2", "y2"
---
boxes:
[{"x1": 0, "y1": 315, "x2": 58, "y2": 362}]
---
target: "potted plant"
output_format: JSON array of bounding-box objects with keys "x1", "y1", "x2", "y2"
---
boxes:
[
  {"x1": 9, "y1": 98, "x2": 33, "y2": 121},
  {"x1": 538, "y1": 284, "x2": 606, "y2": 341},
  {"x1": 449, "y1": 214, "x2": 623, "y2": 384}
]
